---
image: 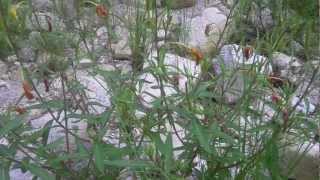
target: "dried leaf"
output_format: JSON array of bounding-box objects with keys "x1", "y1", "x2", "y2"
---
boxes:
[
  {"x1": 190, "y1": 48, "x2": 203, "y2": 65},
  {"x1": 22, "y1": 81, "x2": 34, "y2": 100}
]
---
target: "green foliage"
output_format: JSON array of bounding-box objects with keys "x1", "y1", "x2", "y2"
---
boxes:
[
  {"x1": 1, "y1": 1, "x2": 30, "y2": 46},
  {"x1": 0, "y1": 0, "x2": 319, "y2": 179}
]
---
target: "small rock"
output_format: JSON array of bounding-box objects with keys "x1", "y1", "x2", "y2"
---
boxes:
[
  {"x1": 216, "y1": 44, "x2": 272, "y2": 73},
  {"x1": 31, "y1": 0, "x2": 53, "y2": 12},
  {"x1": 250, "y1": 7, "x2": 274, "y2": 31},
  {"x1": 111, "y1": 26, "x2": 131, "y2": 56},
  {"x1": 79, "y1": 7, "x2": 105, "y2": 28},
  {"x1": 188, "y1": 7, "x2": 227, "y2": 53},
  {"x1": 6, "y1": 63, "x2": 21, "y2": 81},
  {"x1": 50, "y1": 70, "x2": 110, "y2": 114},
  {"x1": 62, "y1": 0, "x2": 77, "y2": 18},
  {"x1": 138, "y1": 53, "x2": 200, "y2": 107},
  {"x1": 95, "y1": 26, "x2": 109, "y2": 49},
  {"x1": 308, "y1": 87, "x2": 320, "y2": 107},
  {"x1": 272, "y1": 52, "x2": 304, "y2": 85},
  {"x1": 194, "y1": 155, "x2": 207, "y2": 171},
  {"x1": 291, "y1": 96, "x2": 316, "y2": 114},
  {"x1": 10, "y1": 169, "x2": 33, "y2": 180},
  {"x1": 78, "y1": 58, "x2": 93, "y2": 69},
  {"x1": 26, "y1": 12, "x2": 65, "y2": 32},
  {"x1": 272, "y1": 52, "x2": 293, "y2": 68},
  {"x1": 103, "y1": 127, "x2": 120, "y2": 146},
  {"x1": 0, "y1": 138, "x2": 8, "y2": 145},
  {"x1": 17, "y1": 47, "x2": 35, "y2": 62},
  {"x1": 213, "y1": 44, "x2": 272, "y2": 104},
  {"x1": 290, "y1": 41, "x2": 304, "y2": 57},
  {"x1": 0, "y1": 81, "x2": 22, "y2": 112},
  {"x1": 0, "y1": 80, "x2": 8, "y2": 89},
  {"x1": 0, "y1": 61, "x2": 7, "y2": 74},
  {"x1": 310, "y1": 60, "x2": 320, "y2": 69},
  {"x1": 118, "y1": 169, "x2": 137, "y2": 180},
  {"x1": 31, "y1": 0, "x2": 53, "y2": 11}
]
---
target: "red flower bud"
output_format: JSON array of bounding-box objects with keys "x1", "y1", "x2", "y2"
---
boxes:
[{"x1": 96, "y1": 5, "x2": 108, "y2": 17}]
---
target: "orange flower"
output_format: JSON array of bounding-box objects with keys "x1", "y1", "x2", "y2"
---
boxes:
[
  {"x1": 22, "y1": 80, "x2": 34, "y2": 100},
  {"x1": 96, "y1": 4, "x2": 108, "y2": 17},
  {"x1": 15, "y1": 106, "x2": 27, "y2": 115},
  {"x1": 243, "y1": 46, "x2": 253, "y2": 60},
  {"x1": 190, "y1": 48, "x2": 203, "y2": 65}
]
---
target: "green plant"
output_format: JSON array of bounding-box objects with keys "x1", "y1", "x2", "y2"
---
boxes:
[{"x1": 0, "y1": 0, "x2": 319, "y2": 179}]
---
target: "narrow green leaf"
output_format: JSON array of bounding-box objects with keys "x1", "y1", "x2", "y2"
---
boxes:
[
  {"x1": 23, "y1": 163, "x2": 54, "y2": 180},
  {"x1": 0, "y1": 162, "x2": 10, "y2": 180},
  {"x1": 94, "y1": 143, "x2": 104, "y2": 172},
  {"x1": 0, "y1": 145, "x2": 13, "y2": 157},
  {"x1": 164, "y1": 133, "x2": 173, "y2": 172},
  {"x1": 45, "y1": 137, "x2": 64, "y2": 150},
  {"x1": 0, "y1": 117, "x2": 23, "y2": 138},
  {"x1": 104, "y1": 160, "x2": 151, "y2": 168},
  {"x1": 28, "y1": 100, "x2": 64, "y2": 110},
  {"x1": 4, "y1": 35, "x2": 13, "y2": 50},
  {"x1": 41, "y1": 120, "x2": 53, "y2": 145},
  {"x1": 210, "y1": 123, "x2": 235, "y2": 144},
  {"x1": 148, "y1": 132, "x2": 166, "y2": 155},
  {"x1": 191, "y1": 119, "x2": 211, "y2": 153},
  {"x1": 265, "y1": 140, "x2": 280, "y2": 179}
]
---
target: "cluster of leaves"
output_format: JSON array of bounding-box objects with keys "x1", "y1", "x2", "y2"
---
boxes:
[
  {"x1": 0, "y1": 0, "x2": 319, "y2": 180},
  {"x1": 0, "y1": 0, "x2": 29, "y2": 62}
]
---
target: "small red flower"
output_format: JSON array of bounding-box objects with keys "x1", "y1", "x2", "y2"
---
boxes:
[
  {"x1": 15, "y1": 106, "x2": 27, "y2": 115},
  {"x1": 96, "y1": 4, "x2": 108, "y2": 17},
  {"x1": 22, "y1": 80, "x2": 34, "y2": 100},
  {"x1": 271, "y1": 93, "x2": 281, "y2": 104}
]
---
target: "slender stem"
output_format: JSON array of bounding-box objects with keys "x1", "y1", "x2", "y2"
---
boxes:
[
  {"x1": 61, "y1": 73, "x2": 70, "y2": 154},
  {"x1": 215, "y1": 0, "x2": 239, "y2": 50},
  {"x1": 153, "y1": 0, "x2": 185, "y2": 146}
]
